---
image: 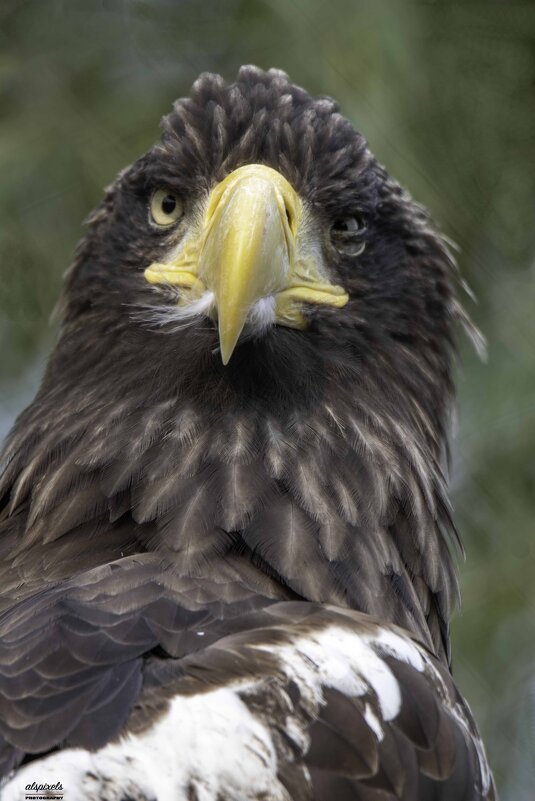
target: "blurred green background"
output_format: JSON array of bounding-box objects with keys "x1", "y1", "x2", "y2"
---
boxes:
[{"x1": 1, "y1": 0, "x2": 534, "y2": 795}]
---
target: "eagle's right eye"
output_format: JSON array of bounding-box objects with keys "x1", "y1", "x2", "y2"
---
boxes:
[{"x1": 150, "y1": 189, "x2": 183, "y2": 227}]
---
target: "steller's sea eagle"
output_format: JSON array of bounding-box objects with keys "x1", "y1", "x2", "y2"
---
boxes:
[{"x1": 0, "y1": 66, "x2": 495, "y2": 800}]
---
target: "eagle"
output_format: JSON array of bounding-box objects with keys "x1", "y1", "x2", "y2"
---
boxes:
[{"x1": 0, "y1": 66, "x2": 494, "y2": 800}]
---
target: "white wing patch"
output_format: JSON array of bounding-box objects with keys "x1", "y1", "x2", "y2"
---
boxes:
[
  {"x1": 253, "y1": 625, "x2": 404, "y2": 721},
  {"x1": 0, "y1": 620, "x2": 491, "y2": 800},
  {"x1": 1, "y1": 686, "x2": 289, "y2": 801}
]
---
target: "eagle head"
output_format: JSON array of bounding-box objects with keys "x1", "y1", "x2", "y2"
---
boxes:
[{"x1": 59, "y1": 65, "x2": 457, "y2": 430}]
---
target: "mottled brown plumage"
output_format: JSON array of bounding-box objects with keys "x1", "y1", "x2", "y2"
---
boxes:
[{"x1": 0, "y1": 67, "x2": 494, "y2": 799}]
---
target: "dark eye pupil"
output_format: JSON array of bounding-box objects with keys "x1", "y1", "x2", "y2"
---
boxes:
[
  {"x1": 332, "y1": 216, "x2": 363, "y2": 233},
  {"x1": 161, "y1": 195, "x2": 177, "y2": 215}
]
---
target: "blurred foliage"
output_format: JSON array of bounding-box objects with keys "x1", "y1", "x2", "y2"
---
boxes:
[{"x1": 1, "y1": 0, "x2": 534, "y2": 795}]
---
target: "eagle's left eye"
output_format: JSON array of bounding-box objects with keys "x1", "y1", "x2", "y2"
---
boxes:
[
  {"x1": 150, "y1": 189, "x2": 183, "y2": 227},
  {"x1": 330, "y1": 215, "x2": 367, "y2": 257}
]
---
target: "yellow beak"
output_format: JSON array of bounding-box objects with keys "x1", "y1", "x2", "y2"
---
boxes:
[
  {"x1": 145, "y1": 164, "x2": 348, "y2": 364},
  {"x1": 198, "y1": 165, "x2": 297, "y2": 364}
]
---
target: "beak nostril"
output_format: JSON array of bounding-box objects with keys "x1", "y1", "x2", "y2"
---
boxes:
[{"x1": 285, "y1": 206, "x2": 296, "y2": 236}]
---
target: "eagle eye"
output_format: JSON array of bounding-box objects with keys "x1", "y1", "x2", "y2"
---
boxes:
[
  {"x1": 150, "y1": 189, "x2": 183, "y2": 227},
  {"x1": 330, "y1": 215, "x2": 367, "y2": 257}
]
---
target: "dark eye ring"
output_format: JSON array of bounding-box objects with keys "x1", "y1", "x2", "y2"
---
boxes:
[{"x1": 330, "y1": 215, "x2": 367, "y2": 256}]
